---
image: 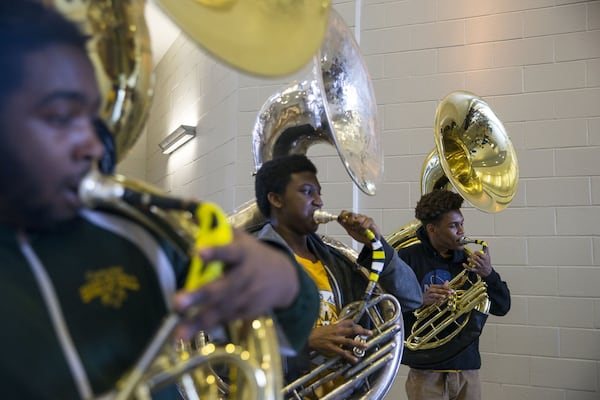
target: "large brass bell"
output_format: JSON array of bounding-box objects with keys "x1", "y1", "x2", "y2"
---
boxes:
[{"x1": 155, "y1": 0, "x2": 331, "y2": 77}]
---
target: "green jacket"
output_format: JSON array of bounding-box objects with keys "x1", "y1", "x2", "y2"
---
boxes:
[{"x1": 0, "y1": 210, "x2": 318, "y2": 399}]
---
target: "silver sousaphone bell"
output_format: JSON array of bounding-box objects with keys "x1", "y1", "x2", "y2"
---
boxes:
[{"x1": 252, "y1": 9, "x2": 382, "y2": 195}]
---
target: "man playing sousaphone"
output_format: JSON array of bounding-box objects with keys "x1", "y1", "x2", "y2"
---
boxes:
[
  {"x1": 254, "y1": 154, "x2": 423, "y2": 396},
  {"x1": 398, "y1": 189, "x2": 511, "y2": 400}
]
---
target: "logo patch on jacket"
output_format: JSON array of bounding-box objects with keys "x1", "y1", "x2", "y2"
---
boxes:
[{"x1": 80, "y1": 266, "x2": 140, "y2": 308}]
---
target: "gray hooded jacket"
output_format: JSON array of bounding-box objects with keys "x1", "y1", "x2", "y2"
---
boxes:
[{"x1": 257, "y1": 223, "x2": 422, "y2": 313}]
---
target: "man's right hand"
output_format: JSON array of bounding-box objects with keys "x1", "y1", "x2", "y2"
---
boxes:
[
  {"x1": 422, "y1": 281, "x2": 454, "y2": 306},
  {"x1": 308, "y1": 320, "x2": 372, "y2": 363},
  {"x1": 172, "y1": 229, "x2": 300, "y2": 340}
]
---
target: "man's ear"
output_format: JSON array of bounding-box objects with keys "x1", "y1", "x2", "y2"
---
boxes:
[
  {"x1": 267, "y1": 192, "x2": 282, "y2": 210},
  {"x1": 425, "y1": 222, "x2": 436, "y2": 234}
]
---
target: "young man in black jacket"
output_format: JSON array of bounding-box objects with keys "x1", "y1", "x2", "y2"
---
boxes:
[{"x1": 398, "y1": 189, "x2": 511, "y2": 400}]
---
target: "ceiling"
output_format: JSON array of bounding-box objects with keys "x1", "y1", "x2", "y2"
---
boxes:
[{"x1": 144, "y1": 1, "x2": 181, "y2": 67}]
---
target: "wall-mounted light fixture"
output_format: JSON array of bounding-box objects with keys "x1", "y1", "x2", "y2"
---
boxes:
[{"x1": 159, "y1": 125, "x2": 196, "y2": 154}]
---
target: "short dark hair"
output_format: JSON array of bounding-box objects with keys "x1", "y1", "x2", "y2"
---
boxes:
[
  {"x1": 255, "y1": 154, "x2": 317, "y2": 218},
  {"x1": 415, "y1": 189, "x2": 464, "y2": 226},
  {"x1": 0, "y1": 1, "x2": 88, "y2": 110}
]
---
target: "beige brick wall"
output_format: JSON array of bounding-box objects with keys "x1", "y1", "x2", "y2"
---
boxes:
[{"x1": 121, "y1": 0, "x2": 600, "y2": 398}]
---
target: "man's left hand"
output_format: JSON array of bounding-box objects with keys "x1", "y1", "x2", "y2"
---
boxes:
[
  {"x1": 463, "y1": 247, "x2": 492, "y2": 278},
  {"x1": 338, "y1": 210, "x2": 381, "y2": 246}
]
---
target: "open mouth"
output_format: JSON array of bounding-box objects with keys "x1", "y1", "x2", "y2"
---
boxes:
[
  {"x1": 64, "y1": 184, "x2": 81, "y2": 209},
  {"x1": 64, "y1": 173, "x2": 87, "y2": 209}
]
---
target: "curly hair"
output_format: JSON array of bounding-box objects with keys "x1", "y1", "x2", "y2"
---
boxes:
[
  {"x1": 255, "y1": 154, "x2": 317, "y2": 218},
  {"x1": 415, "y1": 189, "x2": 464, "y2": 225}
]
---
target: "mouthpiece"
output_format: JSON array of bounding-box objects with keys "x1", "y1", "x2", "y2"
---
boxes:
[
  {"x1": 79, "y1": 168, "x2": 197, "y2": 213},
  {"x1": 457, "y1": 236, "x2": 476, "y2": 245},
  {"x1": 79, "y1": 168, "x2": 126, "y2": 207},
  {"x1": 313, "y1": 210, "x2": 339, "y2": 224}
]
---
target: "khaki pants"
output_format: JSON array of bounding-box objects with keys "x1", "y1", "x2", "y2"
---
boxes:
[{"x1": 405, "y1": 369, "x2": 481, "y2": 400}]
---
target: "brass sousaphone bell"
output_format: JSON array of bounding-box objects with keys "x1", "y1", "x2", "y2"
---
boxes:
[
  {"x1": 431, "y1": 90, "x2": 518, "y2": 212},
  {"x1": 155, "y1": 0, "x2": 331, "y2": 77},
  {"x1": 386, "y1": 90, "x2": 519, "y2": 365},
  {"x1": 387, "y1": 90, "x2": 519, "y2": 249}
]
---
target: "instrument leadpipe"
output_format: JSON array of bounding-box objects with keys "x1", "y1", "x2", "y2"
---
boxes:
[
  {"x1": 458, "y1": 236, "x2": 489, "y2": 268},
  {"x1": 458, "y1": 236, "x2": 488, "y2": 250}
]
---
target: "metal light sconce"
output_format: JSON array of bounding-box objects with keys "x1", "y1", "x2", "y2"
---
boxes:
[{"x1": 159, "y1": 125, "x2": 196, "y2": 154}]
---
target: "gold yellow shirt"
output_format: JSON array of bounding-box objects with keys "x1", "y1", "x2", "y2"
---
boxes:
[
  {"x1": 295, "y1": 254, "x2": 339, "y2": 327},
  {"x1": 295, "y1": 255, "x2": 343, "y2": 398}
]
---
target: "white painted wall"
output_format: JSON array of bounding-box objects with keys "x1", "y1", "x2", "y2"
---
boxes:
[{"x1": 118, "y1": 0, "x2": 600, "y2": 398}]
